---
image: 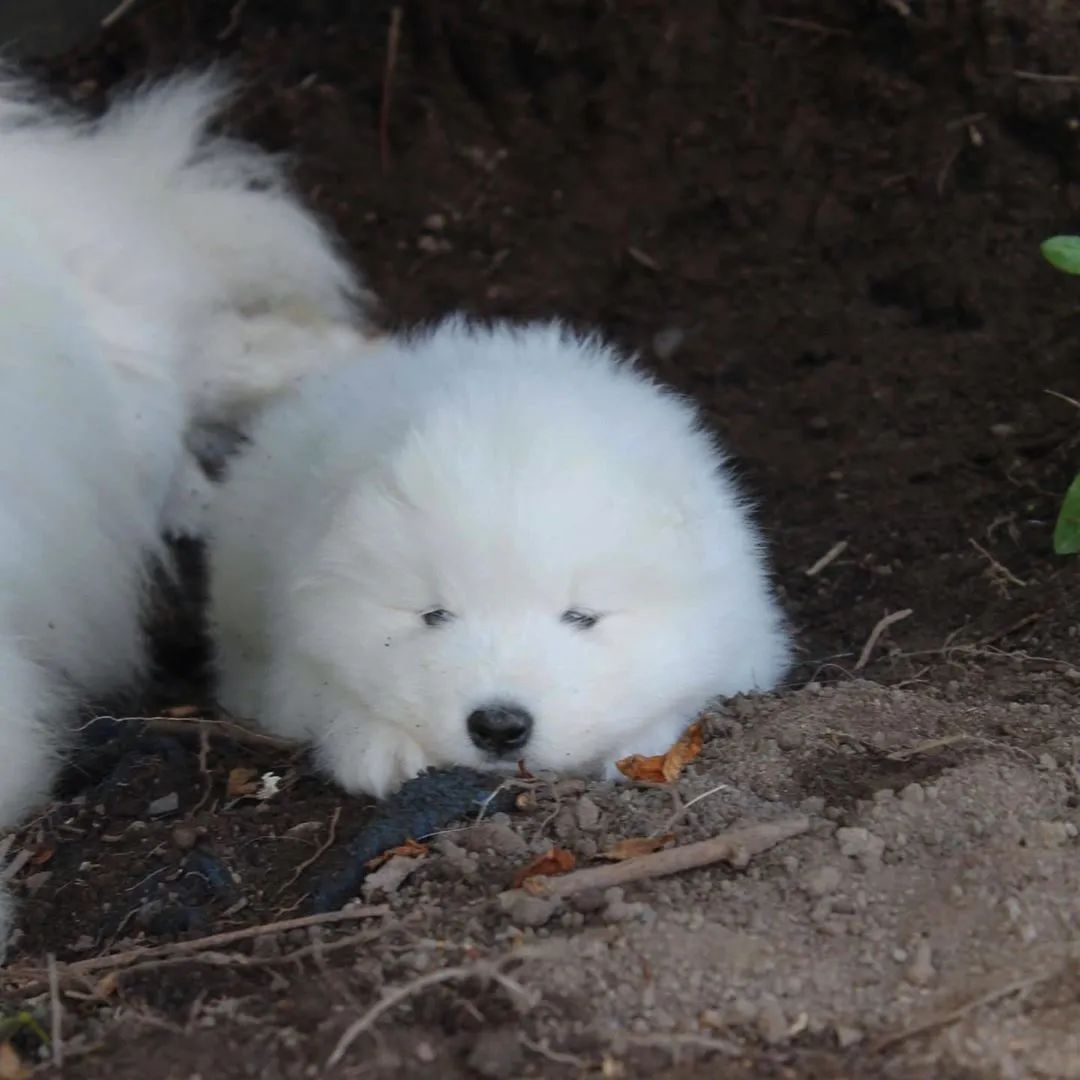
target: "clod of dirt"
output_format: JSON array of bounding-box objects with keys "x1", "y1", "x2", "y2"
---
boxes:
[{"x1": 466, "y1": 1029, "x2": 525, "y2": 1079}]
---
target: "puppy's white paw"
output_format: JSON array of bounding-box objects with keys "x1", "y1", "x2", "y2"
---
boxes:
[{"x1": 320, "y1": 722, "x2": 431, "y2": 800}]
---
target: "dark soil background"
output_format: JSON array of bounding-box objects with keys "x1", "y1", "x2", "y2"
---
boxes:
[{"x1": 3, "y1": 2, "x2": 1080, "y2": 1077}]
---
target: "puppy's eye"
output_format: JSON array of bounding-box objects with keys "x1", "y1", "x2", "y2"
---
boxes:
[
  {"x1": 561, "y1": 609, "x2": 600, "y2": 630},
  {"x1": 422, "y1": 608, "x2": 455, "y2": 628}
]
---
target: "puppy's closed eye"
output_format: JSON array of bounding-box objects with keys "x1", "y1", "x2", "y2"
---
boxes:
[
  {"x1": 561, "y1": 609, "x2": 600, "y2": 630},
  {"x1": 421, "y1": 608, "x2": 455, "y2": 628}
]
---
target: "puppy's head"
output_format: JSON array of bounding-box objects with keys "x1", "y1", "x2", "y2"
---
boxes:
[{"x1": 298, "y1": 322, "x2": 789, "y2": 778}]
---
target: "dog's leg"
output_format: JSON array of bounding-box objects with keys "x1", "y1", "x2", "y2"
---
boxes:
[{"x1": 0, "y1": 644, "x2": 66, "y2": 960}]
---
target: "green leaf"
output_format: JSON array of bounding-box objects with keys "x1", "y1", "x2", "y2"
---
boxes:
[
  {"x1": 1054, "y1": 472, "x2": 1080, "y2": 555},
  {"x1": 1041, "y1": 236, "x2": 1080, "y2": 275}
]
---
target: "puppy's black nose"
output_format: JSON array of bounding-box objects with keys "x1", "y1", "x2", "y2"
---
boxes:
[{"x1": 467, "y1": 704, "x2": 533, "y2": 756}]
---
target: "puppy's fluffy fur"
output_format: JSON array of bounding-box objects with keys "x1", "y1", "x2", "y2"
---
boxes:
[
  {"x1": 0, "y1": 70, "x2": 368, "y2": 947},
  {"x1": 209, "y1": 320, "x2": 790, "y2": 799}
]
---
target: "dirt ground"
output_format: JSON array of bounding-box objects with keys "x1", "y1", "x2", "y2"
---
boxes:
[{"x1": 3, "y1": 1, "x2": 1080, "y2": 1077}]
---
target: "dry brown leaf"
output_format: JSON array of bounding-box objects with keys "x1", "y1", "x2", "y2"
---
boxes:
[
  {"x1": 29, "y1": 844, "x2": 55, "y2": 867},
  {"x1": 161, "y1": 704, "x2": 203, "y2": 718},
  {"x1": 512, "y1": 847, "x2": 576, "y2": 889},
  {"x1": 516, "y1": 759, "x2": 535, "y2": 779},
  {"x1": 365, "y1": 838, "x2": 429, "y2": 871},
  {"x1": 598, "y1": 833, "x2": 676, "y2": 861},
  {"x1": 0, "y1": 1043, "x2": 30, "y2": 1080},
  {"x1": 615, "y1": 720, "x2": 704, "y2": 783},
  {"x1": 227, "y1": 766, "x2": 259, "y2": 798}
]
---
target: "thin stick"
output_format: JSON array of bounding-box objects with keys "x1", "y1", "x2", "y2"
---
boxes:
[
  {"x1": 327, "y1": 959, "x2": 536, "y2": 1067},
  {"x1": 4, "y1": 905, "x2": 389, "y2": 994},
  {"x1": 379, "y1": 7, "x2": 404, "y2": 172},
  {"x1": 101, "y1": 0, "x2": 143, "y2": 28},
  {"x1": 766, "y1": 15, "x2": 852, "y2": 37},
  {"x1": 854, "y1": 609, "x2": 912, "y2": 671},
  {"x1": 191, "y1": 727, "x2": 212, "y2": 816},
  {"x1": 275, "y1": 805, "x2": 341, "y2": 897},
  {"x1": 969, "y1": 538, "x2": 1026, "y2": 588},
  {"x1": 142, "y1": 716, "x2": 298, "y2": 752},
  {"x1": 1014, "y1": 69, "x2": 1080, "y2": 84},
  {"x1": 658, "y1": 782, "x2": 730, "y2": 835},
  {"x1": 48, "y1": 954, "x2": 63, "y2": 1066},
  {"x1": 874, "y1": 967, "x2": 1059, "y2": 1051},
  {"x1": 526, "y1": 816, "x2": 809, "y2": 899},
  {"x1": 1045, "y1": 388, "x2": 1080, "y2": 411},
  {"x1": 805, "y1": 540, "x2": 848, "y2": 577}
]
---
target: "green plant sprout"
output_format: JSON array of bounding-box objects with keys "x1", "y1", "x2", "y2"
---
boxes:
[{"x1": 1040, "y1": 236, "x2": 1080, "y2": 554}]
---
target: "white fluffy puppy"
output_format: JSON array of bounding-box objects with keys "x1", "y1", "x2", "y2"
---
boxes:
[
  {"x1": 209, "y1": 320, "x2": 790, "y2": 798},
  {"x1": 0, "y1": 70, "x2": 370, "y2": 948}
]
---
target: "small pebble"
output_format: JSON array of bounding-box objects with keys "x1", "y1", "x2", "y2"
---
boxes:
[
  {"x1": 652, "y1": 326, "x2": 686, "y2": 361},
  {"x1": 836, "y1": 827, "x2": 885, "y2": 864},
  {"x1": 803, "y1": 865, "x2": 842, "y2": 897},
  {"x1": 575, "y1": 795, "x2": 602, "y2": 832},
  {"x1": 757, "y1": 997, "x2": 789, "y2": 1044},
  {"x1": 172, "y1": 826, "x2": 198, "y2": 851},
  {"x1": 501, "y1": 892, "x2": 558, "y2": 928},
  {"x1": 570, "y1": 889, "x2": 607, "y2": 914},
  {"x1": 466, "y1": 1030, "x2": 524, "y2": 1080},
  {"x1": 777, "y1": 729, "x2": 804, "y2": 751},
  {"x1": 900, "y1": 783, "x2": 925, "y2": 805},
  {"x1": 148, "y1": 793, "x2": 180, "y2": 817},
  {"x1": 905, "y1": 940, "x2": 935, "y2": 986}
]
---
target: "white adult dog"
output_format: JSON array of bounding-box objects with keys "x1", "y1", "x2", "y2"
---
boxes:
[
  {"x1": 208, "y1": 320, "x2": 791, "y2": 799},
  {"x1": 0, "y1": 69, "x2": 370, "y2": 950}
]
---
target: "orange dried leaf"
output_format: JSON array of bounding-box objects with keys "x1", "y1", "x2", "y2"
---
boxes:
[
  {"x1": 29, "y1": 844, "x2": 55, "y2": 867},
  {"x1": 227, "y1": 766, "x2": 259, "y2": 798},
  {"x1": 365, "y1": 838, "x2": 430, "y2": 870},
  {"x1": 512, "y1": 847, "x2": 576, "y2": 889},
  {"x1": 615, "y1": 721, "x2": 704, "y2": 783},
  {"x1": 598, "y1": 833, "x2": 676, "y2": 861}
]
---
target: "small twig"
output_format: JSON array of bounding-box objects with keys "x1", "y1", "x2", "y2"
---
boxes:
[
  {"x1": 974, "y1": 611, "x2": 1042, "y2": 647},
  {"x1": 379, "y1": 6, "x2": 404, "y2": 172},
  {"x1": 1014, "y1": 69, "x2": 1080, "y2": 84},
  {"x1": 805, "y1": 540, "x2": 848, "y2": 577},
  {"x1": 1045, "y1": 388, "x2": 1080, "y2": 411},
  {"x1": 142, "y1": 715, "x2": 298, "y2": 752},
  {"x1": 620, "y1": 1031, "x2": 742, "y2": 1057},
  {"x1": 627, "y1": 246, "x2": 661, "y2": 272},
  {"x1": 874, "y1": 966, "x2": 1061, "y2": 1051},
  {"x1": 48, "y1": 954, "x2": 62, "y2": 1066},
  {"x1": 101, "y1": 0, "x2": 143, "y2": 28},
  {"x1": 969, "y1": 538, "x2": 1026, "y2": 589},
  {"x1": 327, "y1": 956, "x2": 537, "y2": 1067},
  {"x1": 658, "y1": 783, "x2": 731, "y2": 835},
  {"x1": 4, "y1": 905, "x2": 389, "y2": 995},
  {"x1": 525, "y1": 817, "x2": 809, "y2": 899},
  {"x1": 521, "y1": 1036, "x2": 590, "y2": 1069},
  {"x1": 217, "y1": 0, "x2": 248, "y2": 40},
  {"x1": 276, "y1": 805, "x2": 341, "y2": 897},
  {"x1": 191, "y1": 727, "x2": 212, "y2": 816},
  {"x1": 854, "y1": 609, "x2": 913, "y2": 671},
  {"x1": 766, "y1": 15, "x2": 852, "y2": 37}
]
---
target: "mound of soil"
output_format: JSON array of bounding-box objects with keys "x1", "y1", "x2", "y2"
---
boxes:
[{"x1": 4, "y1": 1, "x2": 1080, "y2": 1077}]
